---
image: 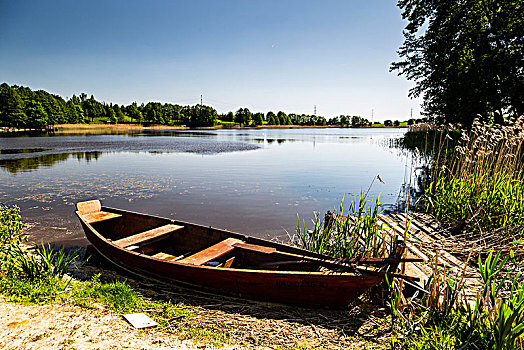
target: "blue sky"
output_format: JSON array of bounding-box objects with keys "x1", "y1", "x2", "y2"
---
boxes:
[{"x1": 0, "y1": 0, "x2": 421, "y2": 121}]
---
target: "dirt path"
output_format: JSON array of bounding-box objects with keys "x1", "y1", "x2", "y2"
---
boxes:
[{"x1": 0, "y1": 298, "x2": 223, "y2": 350}]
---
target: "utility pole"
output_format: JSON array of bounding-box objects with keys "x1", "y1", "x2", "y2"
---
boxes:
[
  {"x1": 372, "y1": 108, "x2": 374, "y2": 124},
  {"x1": 314, "y1": 105, "x2": 317, "y2": 116},
  {"x1": 410, "y1": 108, "x2": 413, "y2": 120}
]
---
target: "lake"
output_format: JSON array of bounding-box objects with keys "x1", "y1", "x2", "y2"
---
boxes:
[{"x1": 0, "y1": 128, "x2": 409, "y2": 245}]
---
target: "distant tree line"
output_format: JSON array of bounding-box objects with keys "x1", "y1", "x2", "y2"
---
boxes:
[
  {"x1": 0, "y1": 83, "x2": 218, "y2": 128},
  {"x1": 327, "y1": 115, "x2": 371, "y2": 127},
  {"x1": 0, "y1": 83, "x2": 376, "y2": 128},
  {"x1": 223, "y1": 109, "x2": 329, "y2": 127}
]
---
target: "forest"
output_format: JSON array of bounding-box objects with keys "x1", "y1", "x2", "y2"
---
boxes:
[{"x1": 0, "y1": 83, "x2": 371, "y2": 129}]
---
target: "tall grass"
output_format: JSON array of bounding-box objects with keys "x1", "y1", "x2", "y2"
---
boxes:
[
  {"x1": 0, "y1": 204, "x2": 79, "y2": 282},
  {"x1": 389, "y1": 116, "x2": 524, "y2": 349},
  {"x1": 424, "y1": 118, "x2": 524, "y2": 241},
  {"x1": 389, "y1": 248, "x2": 524, "y2": 349},
  {"x1": 293, "y1": 186, "x2": 390, "y2": 259}
]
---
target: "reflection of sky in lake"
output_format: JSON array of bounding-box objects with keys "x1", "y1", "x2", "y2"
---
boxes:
[{"x1": 0, "y1": 128, "x2": 409, "y2": 245}]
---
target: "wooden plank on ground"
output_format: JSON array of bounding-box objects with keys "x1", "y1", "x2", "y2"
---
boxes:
[
  {"x1": 377, "y1": 216, "x2": 431, "y2": 263},
  {"x1": 397, "y1": 213, "x2": 448, "y2": 240}
]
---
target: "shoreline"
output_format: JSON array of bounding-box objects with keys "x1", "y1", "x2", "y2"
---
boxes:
[{"x1": 1, "y1": 123, "x2": 407, "y2": 134}]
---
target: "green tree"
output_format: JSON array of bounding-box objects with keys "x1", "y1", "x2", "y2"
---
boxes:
[
  {"x1": 82, "y1": 96, "x2": 104, "y2": 123},
  {"x1": 190, "y1": 105, "x2": 217, "y2": 127},
  {"x1": 107, "y1": 108, "x2": 117, "y2": 124},
  {"x1": 25, "y1": 100, "x2": 48, "y2": 128},
  {"x1": 252, "y1": 112, "x2": 264, "y2": 126},
  {"x1": 266, "y1": 111, "x2": 278, "y2": 125},
  {"x1": 113, "y1": 105, "x2": 126, "y2": 123},
  {"x1": 143, "y1": 102, "x2": 165, "y2": 124},
  {"x1": 392, "y1": 0, "x2": 524, "y2": 125},
  {"x1": 277, "y1": 111, "x2": 290, "y2": 125},
  {"x1": 66, "y1": 101, "x2": 85, "y2": 124},
  {"x1": 0, "y1": 83, "x2": 26, "y2": 127},
  {"x1": 126, "y1": 103, "x2": 142, "y2": 123},
  {"x1": 350, "y1": 115, "x2": 370, "y2": 127},
  {"x1": 225, "y1": 111, "x2": 235, "y2": 122},
  {"x1": 235, "y1": 108, "x2": 252, "y2": 126}
]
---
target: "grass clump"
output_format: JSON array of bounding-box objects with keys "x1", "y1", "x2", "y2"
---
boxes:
[
  {"x1": 389, "y1": 249, "x2": 524, "y2": 349},
  {"x1": 424, "y1": 118, "x2": 524, "y2": 240},
  {"x1": 293, "y1": 182, "x2": 390, "y2": 259}
]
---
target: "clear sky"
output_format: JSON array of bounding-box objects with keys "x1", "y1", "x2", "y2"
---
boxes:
[{"x1": 0, "y1": 0, "x2": 421, "y2": 122}]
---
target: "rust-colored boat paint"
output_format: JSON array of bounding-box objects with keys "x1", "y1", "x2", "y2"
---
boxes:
[{"x1": 75, "y1": 200, "x2": 388, "y2": 308}]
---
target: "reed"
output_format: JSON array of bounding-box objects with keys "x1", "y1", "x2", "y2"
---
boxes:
[
  {"x1": 424, "y1": 117, "x2": 524, "y2": 241},
  {"x1": 293, "y1": 185, "x2": 389, "y2": 259},
  {"x1": 390, "y1": 249, "x2": 524, "y2": 349}
]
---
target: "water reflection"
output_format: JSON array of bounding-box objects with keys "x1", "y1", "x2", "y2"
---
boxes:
[
  {"x1": 0, "y1": 148, "x2": 51, "y2": 154},
  {"x1": 0, "y1": 151, "x2": 103, "y2": 174}
]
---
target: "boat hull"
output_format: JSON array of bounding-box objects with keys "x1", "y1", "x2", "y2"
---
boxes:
[{"x1": 76, "y1": 206, "x2": 384, "y2": 308}]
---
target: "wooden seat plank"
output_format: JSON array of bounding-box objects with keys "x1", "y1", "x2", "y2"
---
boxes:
[
  {"x1": 114, "y1": 224, "x2": 184, "y2": 248},
  {"x1": 232, "y1": 242, "x2": 276, "y2": 254},
  {"x1": 179, "y1": 238, "x2": 243, "y2": 266},
  {"x1": 83, "y1": 211, "x2": 122, "y2": 224},
  {"x1": 152, "y1": 252, "x2": 177, "y2": 260}
]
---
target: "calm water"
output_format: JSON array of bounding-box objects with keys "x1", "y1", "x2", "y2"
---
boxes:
[{"x1": 0, "y1": 128, "x2": 409, "y2": 245}]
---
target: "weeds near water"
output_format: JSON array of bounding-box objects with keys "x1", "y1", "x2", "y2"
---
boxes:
[
  {"x1": 10, "y1": 243, "x2": 80, "y2": 281},
  {"x1": 293, "y1": 183, "x2": 388, "y2": 259},
  {"x1": 0, "y1": 203, "x2": 26, "y2": 268},
  {"x1": 424, "y1": 117, "x2": 524, "y2": 245},
  {"x1": 390, "y1": 248, "x2": 524, "y2": 349}
]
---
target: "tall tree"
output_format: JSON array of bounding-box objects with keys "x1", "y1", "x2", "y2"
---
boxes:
[
  {"x1": 82, "y1": 96, "x2": 104, "y2": 123},
  {"x1": 391, "y1": 0, "x2": 524, "y2": 125},
  {"x1": 25, "y1": 100, "x2": 48, "y2": 128},
  {"x1": 126, "y1": 103, "x2": 142, "y2": 123},
  {"x1": 190, "y1": 105, "x2": 217, "y2": 127},
  {"x1": 252, "y1": 112, "x2": 264, "y2": 126},
  {"x1": 0, "y1": 83, "x2": 26, "y2": 127},
  {"x1": 235, "y1": 108, "x2": 252, "y2": 126}
]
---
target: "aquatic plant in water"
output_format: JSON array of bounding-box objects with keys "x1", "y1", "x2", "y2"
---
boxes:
[{"x1": 293, "y1": 181, "x2": 389, "y2": 259}]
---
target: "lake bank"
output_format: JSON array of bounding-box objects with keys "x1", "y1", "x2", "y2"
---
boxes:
[{"x1": 1, "y1": 123, "x2": 407, "y2": 135}]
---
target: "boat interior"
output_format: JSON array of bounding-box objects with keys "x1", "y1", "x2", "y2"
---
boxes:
[{"x1": 76, "y1": 200, "x2": 365, "y2": 273}]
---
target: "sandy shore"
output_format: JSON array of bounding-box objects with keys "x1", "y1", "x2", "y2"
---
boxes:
[{"x1": 0, "y1": 298, "x2": 237, "y2": 350}]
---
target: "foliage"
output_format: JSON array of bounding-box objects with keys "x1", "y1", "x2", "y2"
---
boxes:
[
  {"x1": 424, "y1": 118, "x2": 524, "y2": 237},
  {"x1": 0, "y1": 203, "x2": 26, "y2": 269},
  {"x1": 234, "y1": 107, "x2": 252, "y2": 126},
  {"x1": 294, "y1": 186, "x2": 387, "y2": 259},
  {"x1": 10, "y1": 244, "x2": 79, "y2": 281},
  {"x1": 392, "y1": 0, "x2": 524, "y2": 125},
  {"x1": 0, "y1": 204, "x2": 78, "y2": 282},
  {"x1": 390, "y1": 249, "x2": 524, "y2": 349}
]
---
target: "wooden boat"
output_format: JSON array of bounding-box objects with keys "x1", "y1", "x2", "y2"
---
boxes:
[{"x1": 75, "y1": 200, "x2": 411, "y2": 308}]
